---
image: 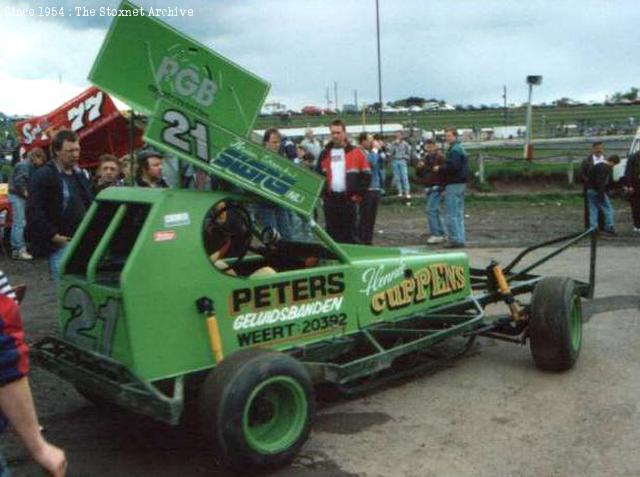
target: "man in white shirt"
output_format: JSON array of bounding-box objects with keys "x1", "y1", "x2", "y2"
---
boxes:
[{"x1": 315, "y1": 120, "x2": 371, "y2": 243}]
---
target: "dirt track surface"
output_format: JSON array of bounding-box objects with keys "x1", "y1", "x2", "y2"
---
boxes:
[
  {"x1": 373, "y1": 194, "x2": 638, "y2": 248},
  {"x1": 1, "y1": 198, "x2": 639, "y2": 477}
]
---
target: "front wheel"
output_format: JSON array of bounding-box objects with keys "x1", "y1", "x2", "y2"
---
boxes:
[
  {"x1": 529, "y1": 277, "x2": 583, "y2": 371},
  {"x1": 198, "y1": 349, "x2": 314, "y2": 471}
]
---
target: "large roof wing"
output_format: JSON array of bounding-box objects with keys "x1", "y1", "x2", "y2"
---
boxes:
[
  {"x1": 88, "y1": 0, "x2": 323, "y2": 215},
  {"x1": 89, "y1": 0, "x2": 268, "y2": 138}
]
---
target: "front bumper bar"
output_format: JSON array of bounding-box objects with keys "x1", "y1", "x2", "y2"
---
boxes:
[{"x1": 31, "y1": 337, "x2": 184, "y2": 425}]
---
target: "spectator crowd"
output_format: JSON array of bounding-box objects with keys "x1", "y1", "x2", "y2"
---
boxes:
[
  {"x1": 2, "y1": 123, "x2": 637, "y2": 280},
  {"x1": 0, "y1": 121, "x2": 638, "y2": 475}
]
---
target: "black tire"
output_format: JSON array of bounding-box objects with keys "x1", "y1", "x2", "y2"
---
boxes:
[
  {"x1": 529, "y1": 277, "x2": 583, "y2": 371},
  {"x1": 199, "y1": 349, "x2": 314, "y2": 472}
]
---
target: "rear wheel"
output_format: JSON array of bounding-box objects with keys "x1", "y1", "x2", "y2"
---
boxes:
[
  {"x1": 529, "y1": 277, "x2": 583, "y2": 371},
  {"x1": 199, "y1": 349, "x2": 314, "y2": 471}
]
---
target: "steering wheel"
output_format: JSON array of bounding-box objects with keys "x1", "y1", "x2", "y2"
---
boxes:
[{"x1": 206, "y1": 202, "x2": 254, "y2": 271}]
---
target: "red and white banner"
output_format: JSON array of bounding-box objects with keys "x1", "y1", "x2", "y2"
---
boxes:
[{"x1": 16, "y1": 86, "x2": 143, "y2": 168}]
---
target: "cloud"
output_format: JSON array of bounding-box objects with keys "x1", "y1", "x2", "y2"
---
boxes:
[
  {"x1": 0, "y1": 72, "x2": 85, "y2": 116},
  {"x1": 1, "y1": 0, "x2": 640, "y2": 115}
]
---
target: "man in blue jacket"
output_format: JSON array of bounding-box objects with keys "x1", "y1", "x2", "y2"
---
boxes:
[
  {"x1": 433, "y1": 127, "x2": 468, "y2": 248},
  {"x1": 26, "y1": 130, "x2": 93, "y2": 280}
]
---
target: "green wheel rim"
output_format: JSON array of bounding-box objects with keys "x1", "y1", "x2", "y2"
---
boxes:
[
  {"x1": 570, "y1": 296, "x2": 582, "y2": 352},
  {"x1": 243, "y1": 376, "x2": 307, "y2": 454}
]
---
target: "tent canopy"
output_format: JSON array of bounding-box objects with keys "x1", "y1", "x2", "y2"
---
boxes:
[{"x1": 15, "y1": 86, "x2": 143, "y2": 168}]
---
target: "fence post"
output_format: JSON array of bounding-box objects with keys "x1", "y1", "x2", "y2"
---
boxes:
[
  {"x1": 567, "y1": 155, "x2": 574, "y2": 186},
  {"x1": 478, "y1": 154, "x2": 485, "y2": 184}
]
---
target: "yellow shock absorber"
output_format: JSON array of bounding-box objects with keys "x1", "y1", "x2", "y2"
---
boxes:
[
  {"x1": 196, "y1": 297, "x2": 224, "y2": 363},
  {"x1": 206, "y1": 314, "x2": 224, "y2": 363},
  {"x1": 490, "y1": 261, "x2": 523, "y2": 321}
]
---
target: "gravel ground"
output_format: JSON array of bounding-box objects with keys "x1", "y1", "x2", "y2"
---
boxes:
[{"x1": 1, "y1": 194, "x2": 639, "y2": 477}]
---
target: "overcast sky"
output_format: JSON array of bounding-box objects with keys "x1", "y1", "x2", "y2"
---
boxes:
[{"x1": 1, "y1": 0, "x2": 639, "y2": 116}]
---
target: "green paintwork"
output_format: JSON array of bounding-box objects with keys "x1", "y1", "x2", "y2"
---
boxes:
[
  {"x1": 57, "y1": 187, "x2": 471, "y2": 382},
  {"x1": 243, "y1": 376, "x2": 308, "y2": 454},
  {"x1": 144, "y1": 100, "x2": 324, "y2": 216},
  {"x1": 89, "y1": 1, "x2": 323, "y2": 216},
  {"x1": 570, "y1": 296, "x2": 582, "y2": 352},
  {"x1": 89, "y1": 0, "x2": 269, "y2": 138},
  {"x1": 49, "y1": 1, "x2": 474, "y2": 420}
]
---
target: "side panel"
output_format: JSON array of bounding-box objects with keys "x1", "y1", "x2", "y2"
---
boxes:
[
  {"x1": 353, "y1": 251, "x2": 471, "y2": 328},
  {"x1": 215, "y1": 265, "x2": 354, "y2": 354},
  {"x1": 58, "y1": 282, "x2": 131, "y2": 364},
  {"x1": 118, "y1": 192, "x2": 218, "y2": 380}
]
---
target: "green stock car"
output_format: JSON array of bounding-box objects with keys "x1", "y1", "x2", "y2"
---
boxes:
[{"x1": 31, "y1": 2, "x2": 597, "y2": 472}]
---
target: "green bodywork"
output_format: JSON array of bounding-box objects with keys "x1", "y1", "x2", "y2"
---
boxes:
[
  {"x1": 89, "y1": 0, "x2": 322, "y2": 216},
  {"x1": 144, "y1": 101, "x2": 323, "y2": 216},
  {"x1": 89, "y1": 0, "x2": 268, "y2": 139},
  {"x1": 33, "y1": 1, "x2": 480, "y2": 425},
  {"x1": 57, "y1": 186, "x2": 471, "y2": 383}
]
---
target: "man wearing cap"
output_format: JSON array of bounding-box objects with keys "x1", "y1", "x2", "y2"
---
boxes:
[
  {"x1": 26, "y1": 129, "x2": 93, "y2": 280},
  {"x1": 135, "y1": 148, "x2": 169, "y2": 188}
]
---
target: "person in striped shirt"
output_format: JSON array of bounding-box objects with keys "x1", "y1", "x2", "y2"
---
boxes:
[{"x1": 0, "y1": 270, "x2": 67, "y2": 476}]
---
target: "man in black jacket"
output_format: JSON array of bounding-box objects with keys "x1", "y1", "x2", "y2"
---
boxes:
[
  {"x1": 623, "y1": 151, "x2": 640, "y2": 232},
  {"x1": 134, "y1": 148, "x2": 169, "y2": 188},
  {"x1": 432, "y1": 128, "x2": 468, "y2": 248},
  {"x1": 26, "y1": 130, "x2": 93, "y2": 280},
  {"x1": 580, "y1": 142, "x2": 606, "y2": 229},
  {"x1": 585, "y1": 155, "x2": 616, "y2": 234}
]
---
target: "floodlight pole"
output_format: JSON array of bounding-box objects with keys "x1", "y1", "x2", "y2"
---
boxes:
[
  {"x1": 525, "y1": 83, "x2": 534, "y2": 146},
  {"x1": 524, "y1": 75, "x2": 542, "y2": 160},
  {"x1": 502, "y1": 85, "x2": 507, "y2": 125},
  {"x1": 375, "y1": 0, "x2": 383, "y2": 136}
]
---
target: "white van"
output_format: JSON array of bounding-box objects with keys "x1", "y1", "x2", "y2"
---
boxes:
[{"x1": 613, "y1": 126, "x2": 639, "y2": 182}]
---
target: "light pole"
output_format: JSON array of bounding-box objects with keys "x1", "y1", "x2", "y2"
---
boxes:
[
  {"x1": 525, "y1": 75, "x2": 542, "y2": 160},
  {"x1": 502, "y1": 85, "x2": 507, "y2": 125},
  {"x1": 375, "y1": 0, "x2": 383, "y2": 136}
]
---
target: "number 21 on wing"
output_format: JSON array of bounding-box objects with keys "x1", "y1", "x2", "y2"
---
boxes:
[{"x1": 161, "y1": 109, "x2": 210, "y2": 162}]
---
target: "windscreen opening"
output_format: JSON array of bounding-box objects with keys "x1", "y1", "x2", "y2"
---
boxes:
[
  {"x1": 203, "y1": 198, "x2": 340, "y2": 278},
  {"x1": 65, "y1": 201, "x2": 119, "y2": 276},
  {"x1": 95, "y1": 203, "x2": 151, "y2": 284}
]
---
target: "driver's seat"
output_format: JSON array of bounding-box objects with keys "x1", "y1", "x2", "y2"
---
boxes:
[
  {"x1": 205, "y1": 200, "x2": 277, "y2": 277},
  {"x1": 209, "y1": 243, "x2": 276, "y2": 277}
]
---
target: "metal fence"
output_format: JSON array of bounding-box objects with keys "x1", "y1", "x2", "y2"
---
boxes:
[{"x1": 472, "y1": 139, "x2": 631, "y2": 185}]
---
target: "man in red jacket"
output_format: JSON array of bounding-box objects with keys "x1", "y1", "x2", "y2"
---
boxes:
[{"x1": 316, "y1": 119, "x2": 371, "y2": 243}]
